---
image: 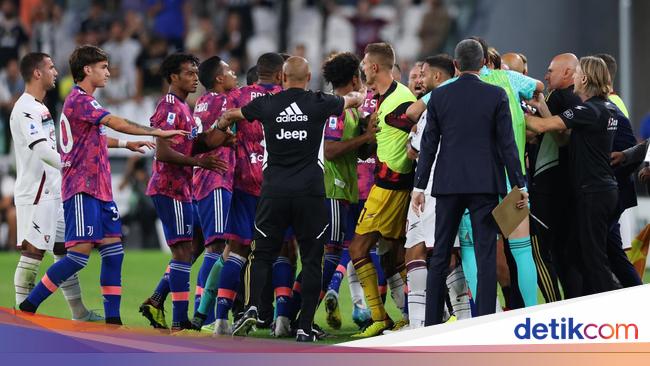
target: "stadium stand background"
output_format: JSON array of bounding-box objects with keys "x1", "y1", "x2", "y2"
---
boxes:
[{"x1": 0, "y1": 0, "x2": 648, "y2": 250}]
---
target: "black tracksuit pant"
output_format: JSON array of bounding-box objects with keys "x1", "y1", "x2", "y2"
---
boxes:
[
  {"x1": 247, "y1": 195, "x2": 328, "y2": 332},
  {"x1": 573, "y1": 189, "x2": 621, "y2": 295}
]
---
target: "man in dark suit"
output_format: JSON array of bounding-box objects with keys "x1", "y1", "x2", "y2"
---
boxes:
[{"x1": 411, "y1": 39, "x2": 528, "y2": 325}]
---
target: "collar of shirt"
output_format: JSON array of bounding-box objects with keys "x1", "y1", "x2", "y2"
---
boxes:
[
  {"x1": 374, "y1": 80, "x2": 398, "y2": 101},
  {"x1": 459, "y1": 72, "x2": 481, "y2": 80}
]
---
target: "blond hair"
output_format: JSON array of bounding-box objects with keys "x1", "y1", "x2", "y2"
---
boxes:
[
  {"x1": 364, "y1": 42, "x2": 395, "y2": 71},
  {"x1": 579, "y1": 56, "x2": 611, "y2": 98}
]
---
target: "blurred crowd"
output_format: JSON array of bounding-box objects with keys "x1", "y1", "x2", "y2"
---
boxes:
[{"x1": 0, "y1": 0, "x2": 475, "y2": 250}]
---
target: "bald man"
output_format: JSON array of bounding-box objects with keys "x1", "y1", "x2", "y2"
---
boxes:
[
  {"x1": 528, "y1": 53, "x2": 581, "y2": 301},
  {"x1": 215, "y1": 56, "x2": 366, "y2": 342},
  {"x1": 502, "y1": 53, "x2": 525, "y2": 74}
]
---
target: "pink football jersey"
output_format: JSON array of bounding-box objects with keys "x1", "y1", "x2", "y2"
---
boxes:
[
  {"x1": 227, "y1": 83, "x2": 282, "y2": 196},
  {"x1": 146, "y1": 93, "x2": 198, "y2": 202},
  {"x1": 192, "y1": 91, "x2": 236, "y2": 200},
  {"x1": 60, "y1": 86, "x2": 112, "y2": 202},
  {"x1": 357, "y1": 155, "x2": 376, "y2": 201},
  {"x1": 360, "y1": 90, "x2": 377, "y2": 117}
]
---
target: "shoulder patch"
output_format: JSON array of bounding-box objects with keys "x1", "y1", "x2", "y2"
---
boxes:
[
  {"x1": 328, "y1": 116, "x2": 338, "y2": 129},
  {"x1": 29, "y1": 123, "x2": 38, "y2": 135},
  {"x1": 562, "y1": 109, "x2": 574, "y2": 120},
  {"x1": 90, "y1": 100, "x2": 102, "y2": 109},
  {"x1": 166, "y1": 112, "x2": 176, "y2": 125}
]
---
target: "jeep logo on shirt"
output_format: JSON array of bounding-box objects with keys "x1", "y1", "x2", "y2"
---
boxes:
[{"x1": 276, "y1": 128, "x2": 307, "y2": 141}]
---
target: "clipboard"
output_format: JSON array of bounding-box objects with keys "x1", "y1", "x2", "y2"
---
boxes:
[{"x1": 491, "y1": 186, "x2": 529, "y2": 239}]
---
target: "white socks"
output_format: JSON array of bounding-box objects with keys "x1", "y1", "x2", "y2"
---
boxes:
[
  {"x1": 406, "y1": 260, "x2": 427, "y2": 328},
  {"x1": 446, "y1": 265, "x2": 471, "y2": 320},
  {"x1": 14, "y1": 256, "x2": 41, "y2": 304},
  {"x1": 346, "y1": 261, "x2": 367, "y2": 309}
]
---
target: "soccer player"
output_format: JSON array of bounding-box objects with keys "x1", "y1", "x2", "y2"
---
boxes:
[
  {"x1": 18, "y1": 45, "x2": 185, "y2": 324},
  {"x1": 142, "y1": 53, "x2": 229, "y2": 332},
  {"x1": 11, "y1": 52, "x2": 102, "y2": 322},
  {"x1": 348, "y1": 43, "x2": 416, "y2": 338},
  {"x1": 324, "y1": 83, "x2": 384, "y2": 330},
  {"x1": 213, "y1": 52, "x2": 284, "y2": 335},
  {"x1": 319, "y1": 52, "x2": 377, "y2": 331},
  {"x1": 404, "y1": 55, "x2": 470, "y2": 328},
  {"x1": 189, "y1": 56, "x2": 239, "y2": 330}
]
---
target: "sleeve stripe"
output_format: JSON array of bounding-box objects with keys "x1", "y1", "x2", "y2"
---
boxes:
[
  {"x1": 324, "y1": 136, "x2": 342, "y2": 141},
  {"x1": 94, "y1": 111, "x2": 110, "y2": 126},
  {"x1": 28, "y1": 138, "x2": 47, "y2": 150}
]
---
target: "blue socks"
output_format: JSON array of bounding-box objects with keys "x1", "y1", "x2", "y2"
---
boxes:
[
  {"x1": 169, "y1": 260, "x2": 191, "y2": 328},
  {"x1": 328, "y1": 248, "x2": 351, "y2": 293},
  {"x1": 272, "y1": 256, "x2": 294, "y2": 318},
  {"x1": 216, "y1": 253, "x2": 246, "y2": 320},
  {"x1": 321, "y1": 251, "x2": 342, "y2": 296},
  {"x1": 21, "y1": 252, "x2": 89, "y2": 312},
  {"x1": 99, "y1": 243, "x2": 124, "y2": 323}
]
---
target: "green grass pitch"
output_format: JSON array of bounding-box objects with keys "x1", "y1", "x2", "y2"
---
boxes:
[
  {"x1": 0, "y1": 250, "x2": 404, "y2": 344},
  {"x1": 1, "y1": 250, "x2": 647, "y2": 344}
]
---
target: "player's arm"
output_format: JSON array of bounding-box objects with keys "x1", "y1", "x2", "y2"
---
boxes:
[
  {"x1": 18, "y1": 107, "x2": 61, "y2": 169},
  {"x1": 324, "y1": 131, "x2": 376, "y2": 161},
  {"x1": 411, "y1": 99, "x2": 441, "y2": 216},
  {"x1": 214, "y1": 108, "x2": 245, "y2": 131},
  {"x1": 342, "y1": 88, "x2": 367, "y2": 110},
  {"x1": 191, "y1": 127, "x2": 235, "y2": 155},
  {"x1": 385, "y1": 101, "x2": 416, "y2": 132},
  {"x1": 155, "y1": 136, "x2": 227, "y2": 172},
  {"x1": 106, "y1": 137, "x2": 155, "y2": 154},
  {"x1": 525, "y1": 114, "x2": 566, "y2": 134},
  {"x1": 32, "y1": 142, "x2": 62, "y2": 169},
  {"x1": 524, "y1": 93, "x2": 566, "y2": 133},
  {"x1": 406, "y1": 99, "x2": 426, "y2": 123},
  {"x1": 100, "y1": 114, "x2": 188, "y2": 139},
  {"x1": 324, "y1": 122, "x2": 377, "y2": 161}
]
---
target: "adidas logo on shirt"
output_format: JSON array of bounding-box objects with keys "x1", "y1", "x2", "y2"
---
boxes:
[{"x1": 276, "y1": 102, "x2": 308, "y2": 122}]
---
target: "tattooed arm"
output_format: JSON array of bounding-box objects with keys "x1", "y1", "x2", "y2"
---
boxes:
[{"x1": 100, "y1": 114, "x2": 188, "y2": 138}]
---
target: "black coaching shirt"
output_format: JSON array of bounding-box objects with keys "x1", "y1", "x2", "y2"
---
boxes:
[
  {"x1": 241, "y1": 88, "x2": 345, "y2": 198},
  {"x1": 529, "y1": 86, "x2": 581, "y2": 193},
  {"x1": 559, "y1": 96, "x2": 618, "y2": 193}
]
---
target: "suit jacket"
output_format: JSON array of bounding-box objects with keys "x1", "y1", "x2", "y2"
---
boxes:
[{"x1": 414, "y1": 73, "x2": 525, "y2": 195}]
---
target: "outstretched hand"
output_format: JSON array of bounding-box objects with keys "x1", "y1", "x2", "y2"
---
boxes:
[
  {"x1": 156, "y1": 129, "x2": 190, "y2": 139},
  {"x1": 126, "y1": 140, "x2": 155, "y2": 154}
]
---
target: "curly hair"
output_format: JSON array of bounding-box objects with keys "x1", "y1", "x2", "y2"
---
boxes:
[
  {"x1": 322, "y1": 52, "x2": 360, "y2": 89},
  {"x1": 160, "y1": 53, "x2": 199, "y2": 84}
]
